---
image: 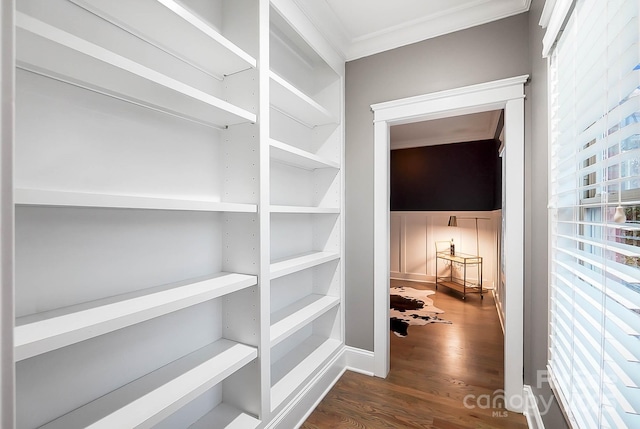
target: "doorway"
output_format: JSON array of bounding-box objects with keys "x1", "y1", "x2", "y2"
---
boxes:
[{"x1": 370, "y1": 75, "x2": 528, "y2": 412}]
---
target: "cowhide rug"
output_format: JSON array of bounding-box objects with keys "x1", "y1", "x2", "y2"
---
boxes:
[{"x1": 390, "y1": 286, "x2": 451, "y2": 337}]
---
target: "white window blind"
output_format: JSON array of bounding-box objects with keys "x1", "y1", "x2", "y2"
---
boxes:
[{"x1": 549, "y1": 0, "x2": 640, "y2": 428}]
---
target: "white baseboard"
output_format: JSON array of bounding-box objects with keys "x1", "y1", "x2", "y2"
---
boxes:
[
  {"x1": 492, "y1": 289, "x2": 505, "y2": 334},
  {"x1": 265, "y1": 346, "x2": 347, "y2": 429},
  {"x1": 344, "y1": 346, "x2": 375, "y2": 376},
  {"x1": 523, "y1": 385, "x2": 545, "y2": 429},
  {"x1": 390, "y1": 275, "x2": 495, "y2": 289},
  {"x1": 390, "y1": 273, "x2": 435, "y2": 283}
]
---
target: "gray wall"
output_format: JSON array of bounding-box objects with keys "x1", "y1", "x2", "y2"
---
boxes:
[
  {"x1": 525, "y1": 1, "x2": 568, "y2": 427},
  {"x1": 344, "y1": 5, "x2": 569, "y2": 427},
  {"x1": 345, "y1": 12, "x2": 530, "y2": 350}
]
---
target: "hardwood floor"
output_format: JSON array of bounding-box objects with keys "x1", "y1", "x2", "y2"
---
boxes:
[{"x1": 301, "y1": 280, "x2": 528, "y2": 429}]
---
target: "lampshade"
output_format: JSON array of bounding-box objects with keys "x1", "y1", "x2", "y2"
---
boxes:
[
  {"x1": 448, "y1": 216, "x2": 457, "y2": 227},
  {"x1": 613, "y1": 205, "x2": 626, "y2": 224}
]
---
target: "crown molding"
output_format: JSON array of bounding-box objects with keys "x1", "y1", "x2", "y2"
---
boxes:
[
  {"x1": 347, "y1": 0, "x2": 531, "y2": 60},
  {"x1": 295, "y1": 0, "x2": 531, "y2": 62}
]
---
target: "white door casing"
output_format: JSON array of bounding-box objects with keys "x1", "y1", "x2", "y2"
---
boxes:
[{"x1": 370, "y1": 75, "x2": 528, "y2": 412}]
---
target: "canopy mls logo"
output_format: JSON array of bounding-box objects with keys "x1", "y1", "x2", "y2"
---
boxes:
[{"x1": 462, "y1": 371, "x2": 554, "y2": 417}]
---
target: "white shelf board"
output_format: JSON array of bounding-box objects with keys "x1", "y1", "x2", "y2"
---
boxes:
[
  {"x1": 69, "y1": 0, "x2": 256, "y2": 78},
  {"x1": 271, "y1": 336, "x2": 341, "y2": 410},
  {"x1": 189, "y1": 403, "x2": 260, "y2": 429},
  {"x1": 270, "y1": 205, "x2": 340, "y2": 214},
  {"x1": 15, "y1": 272, "x2": 257, "y2": 361},
  {"x1": 15, "y1": 189, "x2": 258, "y2": 213},
  {"x1": 270, "y1": 251, "x2": 340, "y2": 280},
  {"x1": 270, "y1": 139, "x2": 339, "y2": 171},
  {"x1": 270, "y1": 71, "x2": 336, "y2": 128},
  {"x1": 270, "y1": 294, "x2": 340, "y2": 347},
  {"x1": 16, "y1": 13, "x2": 256, "y2": 128},
  {"x1": 40, "y1": 339, "x2": 257, "y2": 429}
]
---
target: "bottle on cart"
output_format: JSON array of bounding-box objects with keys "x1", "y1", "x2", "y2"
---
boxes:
[{"x1": 450, "y1": 238, "x2": 455, "y2": 256}]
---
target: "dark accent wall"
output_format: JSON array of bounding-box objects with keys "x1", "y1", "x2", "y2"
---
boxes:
[{"x1": 390, "y1": 139, "x2": 502, "y2": 211}]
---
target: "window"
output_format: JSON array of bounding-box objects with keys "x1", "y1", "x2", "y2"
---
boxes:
[{"x1": 548, "y1": 0, "x2": 640, "y2": 428}]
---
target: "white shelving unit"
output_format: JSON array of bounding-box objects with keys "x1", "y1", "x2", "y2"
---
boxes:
[
  {"x1": 271, "y1": 336, "x2": 341, "y2": 409},
  {"x1": 11, "y1": 0, "x2": 344, "y2": 428},
  {"x1": 15, "y1": 189, "x2": 258, "y2": 213},
  {"x1": 267, "y1": 3, "x2": 344, "y2": 416},
  {"x1": 39, "y1": 340, "x2": 257, "y2": 429},
  {"x1": 270, "y1": 294, "x2": 340, "y2": 347},
  {"x1": 16, "y1": 12, "x2": 256, "y2": 128},
  {"x1": 270, "y1": 139, "x2": 339, "y2": 170},
  {"x1": 269, "y1": 71, "x2": 336, "y2": 127},
  {"x1": 189, "y1": 403, "x2": 261, "y2": 429},
  {"x1": 15, "y1": 272, "x2": 257, "y2": 361},
  {"x1": 15, "y1": 0, "x2": 263, "y2": 428},
  {"x1": 270, "y1": 251, "x2": 340, "y2": 280},
  {"x1": 270, "y1": 205, "x2": 340, "y2": 214},
  {"x1": 67, "y1": 0, "x2": 257, "y2": 78}
]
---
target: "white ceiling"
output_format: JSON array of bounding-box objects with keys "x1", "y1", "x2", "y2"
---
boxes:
[
  {"x1": 390, "y1": 110, "x2": 503, "y2": 150},
  {"x1": 293, "y1": 0, "x2": 531, "y2": 60}
]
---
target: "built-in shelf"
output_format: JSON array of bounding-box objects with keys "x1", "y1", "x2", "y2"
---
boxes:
[
  {"x1": 270, "y1": 294, "x2": 340, "y2": 347},
  {"x1": 39, "y1": 340, "x2": 257, "y2": 429},
  {"x1": 270, "y1": 139, "x2": 339, "y2": 171},
  {"x1": 13, "y1": 1, "x2": 345, "y2": 426},
  {"x1": 189, "y1": 403, "x2": 260, "y2": 429},
  {"x1": 15, "y1": 272, "x2": 257, "y2": 361},
  {"x1": 270, "y1": 205, "x2": 340, "y2": 214},
  {"x1": 271, "y1": 336, "x2": 341, "y2": 410},
  {"x1": 267, "y1": 8, "x2": 344, "y2": 421},
  {"x1": 69, "y1": 0, "x2": 257, "y2": 78},
  {"x1": 269, "y1": 71, "x2": 336, "y2": 128},
  {"x1": 16, "y1": 13, "x2": 256, "y2": 128},
  {"x1": 270, "y1": 251, "x2": 340, "y2": 280},
  {"x1": 14, "y1": 189, "x2": 258, "y2": 213}
]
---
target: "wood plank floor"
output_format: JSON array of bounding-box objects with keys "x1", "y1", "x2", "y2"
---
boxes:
[{"x1": 301, "y1": 280, "x2": 528, "y2": 429}]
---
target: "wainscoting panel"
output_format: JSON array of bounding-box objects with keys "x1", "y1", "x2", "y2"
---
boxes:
[
  {"x1": 390, "y1": 215, "x2": 401, "y2": 274},
  {"x1": 405, "y1": 215, "x2": 428, "y2": 277},
  {"x1": 390, "y1": 210, "x2": 501, "y2": 288}
]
